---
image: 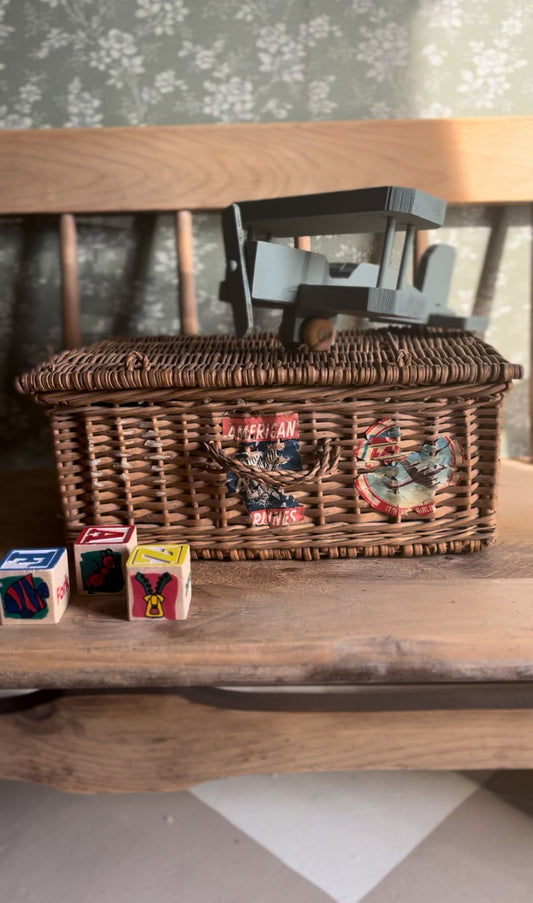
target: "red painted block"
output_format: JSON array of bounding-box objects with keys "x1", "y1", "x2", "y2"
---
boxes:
[{"x1": 74, "y1": 525, "x2": 137, "y2": 595}]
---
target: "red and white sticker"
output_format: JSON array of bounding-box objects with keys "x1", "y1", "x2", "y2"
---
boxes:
[
  {"x1": 250, "y1": 507, "x2": 306, "y2": 527},
  {"x1": 222, "y1": 413, "x2": 299, "y2": 443},
  {"x1": 222, "y1": 412, "x2": 304, "y2": 527}
]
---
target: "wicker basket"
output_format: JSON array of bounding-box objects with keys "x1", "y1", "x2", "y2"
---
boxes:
[{"x1": 18, "y1": 327, "x2": 522, "y2": 560}]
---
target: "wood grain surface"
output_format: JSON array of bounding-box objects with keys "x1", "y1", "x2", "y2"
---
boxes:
[
  {"x1": 1, "y1": 461, "x2": 532, "y2": 789},
  {"x1": 0, "y1": 461, "x2": 531, "y2": 689},
  {"x1": 2, "y1": 691, "x2": 533, "y2": 793},
  {"x1": 1, "y1": 117, "x2": 531, "y2": 214}
]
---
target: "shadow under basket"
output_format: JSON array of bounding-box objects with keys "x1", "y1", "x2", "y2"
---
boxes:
[{"x1": 18, "y1": 327, "x2": 522, "y2": 560}]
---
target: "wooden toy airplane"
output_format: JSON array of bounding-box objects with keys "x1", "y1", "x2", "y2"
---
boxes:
[{"x1": 219, "y1": 185, "x2": 487, "y2": 350}]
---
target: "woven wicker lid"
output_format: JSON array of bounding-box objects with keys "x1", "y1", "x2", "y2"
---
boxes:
[{"x1": 17, "y1": 328, "x2": 522, "y2": 396}]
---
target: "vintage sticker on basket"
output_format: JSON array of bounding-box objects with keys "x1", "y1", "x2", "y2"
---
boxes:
[
  {"x1": 354, "y1": 418, "x2": 465, "y2": 517},
  {"x1": 223, "y1": 413, "x2": 305, "y2": 526}
]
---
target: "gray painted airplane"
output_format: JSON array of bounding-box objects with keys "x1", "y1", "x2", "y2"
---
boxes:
[{"x1": 219, "y1": 185, "x2": 486, "y2": 350}]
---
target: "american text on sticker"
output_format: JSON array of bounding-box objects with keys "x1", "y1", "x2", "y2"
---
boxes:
[{"x1": 222, "y1": 413, "x2": 299, "y2": 442}]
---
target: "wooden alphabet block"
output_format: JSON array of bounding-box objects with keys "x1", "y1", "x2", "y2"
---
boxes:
[
  {"x1": 126, "y1": 544, "x2": 192, "y2": 621},
  {"x1": 0, "y1": 548, "x2": 70, "y2": 625},
  {"x1": 74, "y1": 525, "x2": 137, "y2": 595}
]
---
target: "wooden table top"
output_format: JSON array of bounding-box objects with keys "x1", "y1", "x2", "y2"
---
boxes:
[{"x1": 0, "y1": 462, "x2": 531, "y2": 689}]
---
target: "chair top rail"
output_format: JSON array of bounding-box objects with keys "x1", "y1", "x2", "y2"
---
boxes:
[{"x1": 0, "y1": 116, "x2": 531, "y2": 215}]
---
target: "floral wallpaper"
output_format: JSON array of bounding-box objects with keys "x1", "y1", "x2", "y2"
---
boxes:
[
  {"x1": 0, "y1": 0, "x2": 531, "y2": 466},
  {"x1": 2, "y1": 0, "x2": 532, "y2": 126}
]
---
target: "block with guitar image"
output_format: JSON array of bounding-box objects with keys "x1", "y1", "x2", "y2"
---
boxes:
[{"x1": 126, "y1": 545, "x2": 192, "y2": 621}]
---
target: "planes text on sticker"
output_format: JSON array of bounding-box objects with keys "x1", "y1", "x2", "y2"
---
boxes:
[{"x1": 250, "y1": 507, "x2": 305, "y2": 527}]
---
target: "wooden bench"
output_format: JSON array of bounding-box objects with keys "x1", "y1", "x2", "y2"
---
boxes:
[{"x1": 1, "y1": 116, "x2": 532, "y2": 793}]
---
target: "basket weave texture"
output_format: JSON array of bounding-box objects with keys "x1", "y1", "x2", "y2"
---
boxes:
[{"x1": 18, "y1": 328, "x2": 522, "y2": 560}]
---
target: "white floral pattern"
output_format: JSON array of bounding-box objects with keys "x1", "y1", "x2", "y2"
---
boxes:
[
  {"x1": 458, "y1": 37, "x2": 527, "y2": 111},
  {"x1": 0, "y1": 0, "x2": 531, "y2": 464},
  {"x1": 1, "y1": 0, "x2": 531, "y2": 125}
]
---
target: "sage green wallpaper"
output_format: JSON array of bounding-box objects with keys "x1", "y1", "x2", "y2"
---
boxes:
[{"x1": 0, "y1": 0, "x2": 531, "y2": 466}]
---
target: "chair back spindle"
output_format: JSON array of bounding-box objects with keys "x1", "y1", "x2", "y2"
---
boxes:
[
  {"x1": 59, "y1": 213, "x2": 82, "y2": 349},
  {"x1": 175, "y1": 209, "x2": 199, "y2": 336}
]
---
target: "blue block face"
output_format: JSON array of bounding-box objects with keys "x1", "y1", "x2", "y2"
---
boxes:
[{"x1": 0, "y1": 548, "x2": 66, "y2": 571}]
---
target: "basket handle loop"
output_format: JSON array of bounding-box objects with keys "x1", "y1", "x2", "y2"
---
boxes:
[{"x1": 204, "y1": 437, "x2": 340, "y2": 488}]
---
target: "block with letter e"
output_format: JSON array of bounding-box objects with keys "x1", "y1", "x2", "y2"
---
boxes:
[
  {"x1": 126, "y1": 544, "x2": 192, "y2": 621},
  {"x1": 74, "y1": 525, "x2": 137, "y2": 595},
  {"x1": 0, "y1": 548, "x2": 70, "y2": 625}
]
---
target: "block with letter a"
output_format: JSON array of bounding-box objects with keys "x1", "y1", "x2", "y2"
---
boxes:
[
  {"x1": 0, "y1": 547, "x2": 70, "y2": 625},
  {"x1": 126, "y1": 544, "x2": 192, "y2": 621},
  {"x1": 74, "y1": 525, "x2": 137, "y2": 595}
]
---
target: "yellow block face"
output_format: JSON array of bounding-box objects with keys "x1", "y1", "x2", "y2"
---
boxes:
[{"x1": 127, "y1": 545, "x2": 189, "y2": 567}]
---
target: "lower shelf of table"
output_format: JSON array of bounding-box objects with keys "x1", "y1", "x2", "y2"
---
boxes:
[{"x1": 3, "y1": 685, "x2": 533, "y2": 792}]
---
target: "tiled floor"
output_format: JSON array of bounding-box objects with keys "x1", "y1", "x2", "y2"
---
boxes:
[{"x1": 1, "y1": 771, "x2": 532, "y2": 901}]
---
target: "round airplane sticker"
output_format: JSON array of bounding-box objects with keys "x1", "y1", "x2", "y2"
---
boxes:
[{"x1": 354, "y1": 418, "x2": 464, "y2": 517}]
